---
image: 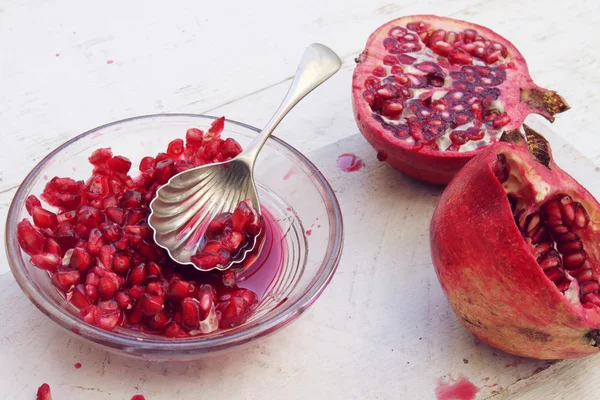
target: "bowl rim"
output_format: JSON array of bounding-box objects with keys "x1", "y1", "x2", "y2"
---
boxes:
[{"x1": 5, "y1": 113, "x2": 344, "y2": 356}]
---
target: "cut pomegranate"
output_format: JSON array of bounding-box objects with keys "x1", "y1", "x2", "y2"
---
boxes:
[
  {"x1": 353, "y1": 15, "x2": 569, "y2": 184},
  {"x1": 431, "y1": 125, "x2": 600, "y2": 359},
  {"x1": 17, "y1": 118, "x2": 285, "y2": 337}
]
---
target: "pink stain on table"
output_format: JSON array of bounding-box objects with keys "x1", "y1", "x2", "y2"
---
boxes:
[
  {"x1": 131, "y1": 395, "x2": 146, "y2": 400},
  {"x1": 305, "y1": 229, "x2": 312, "y2": 236},
  {"x1": 505, "y1": 359, "x2": 522, "y2": 368},
  {"x1": 337, "y1": 153, "x2": 364, "y2": 172},
  {"x1": 435, "y1": 376, "x2": 479, "y2": 400},
  {"x1": 106, "y1": 59, "x2": 114, "y2": 64},
  {"x1": 74, "y1": 362, "x2": 82, "y2": 369}
]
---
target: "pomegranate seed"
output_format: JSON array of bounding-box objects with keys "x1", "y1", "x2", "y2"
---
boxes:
[
  {"x1": 85, "y1": 285, "x2": 100, "y2": 302},
  {"x1": 89, "y1": 148, "x2": 113, "y2": 165},
  {"x1": 113, "y1": 290, "x2": 133, "y2": 310},
  {"x1": 17, "y1": 219, "x2": 45, "y2": 255},
  {"x1": 168, "y1": 279, "x2": 193, "y2": 299},
  {"x1": 146, "y1": 311, "x2": 170, "y2": 330},
  {"x1": 31, "y1": 253, "x2": 62, "y2": 272},
  {"x1": 217, "y1": 297, "x2": 249, "y2": 329},
  {"x1": 167, "y1": 139, "x2": 185, "y2": 156},
  {"x1": 70, "y1": 247, "x2": 93, "y2": 272},
  {"x1": 141, "y1": 293, "x2": 164, "y2": 316},
  {"x1": 146, "y1": 281, "x2": 165, "y2": 297},
  {"x1": 220, "y1": 231, "x2": 244, "y2": 252},
  {"x1": 164, "y1": 322, "x2": 188, "y2": 337},
  {"x1": 57, "y1": 210, "x2": 77, "y2": 224},
  {"x1": 26, "y1": 195, "x2": 42, "y2": 215},
  {"x1": 125, "y1": 208, "x2": 146, "y2": 225},
  {"x1": 572, "y1": 203, "x2": 590, "y2": 229},
  {"x1": 128, "y1": 263, "x2": 147, "y2": 286},
  {"x1": 105, "y1": 207, "x2": 126, "y2": 225},
  {"x1": 155, "y1": 159, "x2": 175, "y2": 184},
  {"x1": 129, "y1": 285, "x2": 145, "y2": 299},
  {"x1": 52, "y1": 269, "x2": 81, "y2": 291},
  {"x1": 121, "y1": 190, "x2": 143, "y2": 208},
  {"x1": 181, "y1": 297, "x2": 201, "y2": 331},
  {"x1": 101, "y1": 224, "x2": 122, "y2": 242},
  {"x1": 87, "y1": 228, "x2": 104, "y2": 255},
  {"x1": 31, "y1": 206, "x2": 59, "y2": 229},
  {"x1": 44, "y1": 238, "x2": 62, "y2": 255},
  {"x1": 98, "y1": 274, "x2": 120, "y2": 300},
  {"x1": 107, "y1": 156, "x2": 132, "y2": 174},
  {"x1": 127, "y1": 300, "x2": 145, "y2": 324},
  {"x1": 95, "y1": 300, "x2": 121, "y2": 330},
  {"x1": 112, "y1": 253, "x2": 131, "y2": 274},
  {"x1": 70, "y1": 284, "x2": 92, "y2": 308},
  {"x1": 36, "y1": 383, "x2": 52, "y2": 400},
  {"x1": 190, "y1": 252, "x2": 222, "y2": 270},
  {"x1": 222, "y1": 271, "x2": 236, "y2": 287},
  {"x1": 580, "y1": 281, "x2": 600, "y2": 296},
  {"x1": 186, "y1": 127, "x2": 204, "y2": 146},
  {"x1": 221, "y1": 138, "x2": 243, "y2": 159}
]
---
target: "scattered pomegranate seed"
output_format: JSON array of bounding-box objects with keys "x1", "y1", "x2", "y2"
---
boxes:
[{"x1": 36, "y1": 383, "x2": 52, "y2": 400}]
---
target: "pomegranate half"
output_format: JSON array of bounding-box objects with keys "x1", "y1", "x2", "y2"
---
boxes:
[
  {"x1": 352, "y1": 15, "x2": 569, "y2": 185},
  {"x1": 430, "y1": 126, "x2": 600, "y2": 359}
]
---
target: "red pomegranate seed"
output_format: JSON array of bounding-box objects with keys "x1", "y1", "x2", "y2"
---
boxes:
[
  {"x1": 112, "y1": 253, "x2": 131, "y2": 274},
  {"x1": 52, "y1": 269, "x2": 81, "y2": 291},
  {"x1": 181, "y1": 297, "x2": 201, "y2": 331},
  {"x1": 190, "y1": 252, "x2": 221, "y2": 269},
  {"x1": 17, "y1": 219, "x2": 45, "y2": 255},
  {"x1": 70, "y1": 284, "x2": 92, "y2": 308},
  {"x1": 221, "y1": 138, "x2": 243, "y2": 159},
  {"x1": 233, "y1": 288, "x2": 259, "y2": 307},
  {"x1": 85, "y1": 285, "x2": 100, "y2": 303},
  {"x1": 129, "y1": 285, "x2": 145, "y2": 299},
  {"x1": 141, "y1": 293, "x2": 164, "y2": 316},
  {"x1": 146, "y1": 281, "x2": 165, "y2": 297},
  {"x1": 186, "y1": 128, "x2": 204, "y2": 146},
  {"x1": 167, "y1": 139, "x2": 185, "y2": 156},
  {"x1": 128, "y1": 263, "x2": 147, "y2": 286},
  {"x1": 168, "y1": 279, "x2": 193, "y2": 299},
  {"x1": 208, "y1": 116, "x2": 225, "y2": 136},
  {"x1": 31, "y1": 253, "x2": 62, "y2": 272},
  {"x1": 95, "y1": 300, "x2": 121, "y2": 330},
  {"x1": 36, "y1": 383, "x2": 52, "y2": 400},
  {"x1": 220, "y1": 231, "x2": 244, "y2": 252},
  {"x1": 57, "y1": 210, "x2": 77, "y2": 224},
  {"x1": 155, "y1": 159, "x2": 175, "y2": 184},
  {"x1": 25, "y1": 195, "x2": 42, "y2": 215},
  {"x1": 222, "y1": 270, "x2": 236, "y2": 287},
  {"x1": 105, "y1": 207, "x2": 125, "y2": 225},
  {"x1": 89, "y1": 148, "x2": 113, "y2": 165},
  {"x1": 217, "y1": 297, "x2": 249, "y2": 329},
  {"x1": 121, "y1": 190, "x2": 143, "y2": 208},
  {"x1": 87, "y1": 228, "x2": 104, "y2": 255},
  {"x1": 146, "y1": 311, "x2": 170, "y2": 330},
  {"x1": 147, "y1": 261, "x2": 162, "y2": 276},
  {"x1": 31, "y1": 206, "x2": 58, "y2": 229},
  {"x1": 107, "y1": 156, "x2": 132, "y2": 174},
  {"x1": 115, "y1": 291, "x2": 133, "y2": 310},
  {"x1": 98, "y1": 274, "x2": 120, "y2": 300},
  {"x1": 101, "y1": 225, "x2": 123, "y2": 242},
  {"x1": 164, "y1": 322, "x2": 188, "y2": 337},
  {"x1": 232, "y1": 201, "x2": 252, "y2": 231},
  {"x1": 44, "y1": 238, "x2": 62, "y2": 255}
]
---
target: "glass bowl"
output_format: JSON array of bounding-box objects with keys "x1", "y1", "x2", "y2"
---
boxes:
[{"x1": 5, "y1": 114, "x2": 343, "y2": 361}]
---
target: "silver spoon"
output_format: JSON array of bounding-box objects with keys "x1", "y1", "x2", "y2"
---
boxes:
[{"x1": 148, "y1": 43, "x2": 342, "y2": 271}]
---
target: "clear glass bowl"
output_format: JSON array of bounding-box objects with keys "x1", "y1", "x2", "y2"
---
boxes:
[{"x1": 5, "y1": 114, "x2": 343, "y2": 361}]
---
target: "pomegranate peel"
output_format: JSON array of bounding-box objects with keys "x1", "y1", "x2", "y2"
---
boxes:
[
  {"x1": 352, "y1": 15, "x2": 569, "y2": 184},
  {"x1": 431, "y1": 125, "x2": 600, "y2": 359}
]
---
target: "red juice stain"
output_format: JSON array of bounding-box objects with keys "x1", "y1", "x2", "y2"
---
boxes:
[
  {"x1": 55, "y1": 53, "x2": 60, "y2": 57},
  {"x1": 43, "y1": 175, "x2": 48, "y2": 180},
  {"x1": 283, "y1": 167, "x2": 296, "y2": 181},
  {"x1": 74, "y1": 362, "x2": 82, "y2": 369},
  {"x1": 235, "y1": 208, "x2": 285, "y2": 300},
  {"x1": 483, "y1": 377, "x2": 490, "y2": 381},
  {"x1": 106, "y1": 59, "x2": 114, "y2": 65},
  {"x1": 131, "y1": 395, "x2": 146, "y2": 400},
  {"x1": 305, "y1": 229, "x2": 312, "y2": 236},
  {"x1": 435, "y1": 376, "x2": 479, "y2": 400},
  {"x1": 337, "y1": 153, "x2": 364, "y2": 172}
]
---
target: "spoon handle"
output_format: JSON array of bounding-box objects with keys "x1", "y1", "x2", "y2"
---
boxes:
[{"x1": 240, "y1": 43, "x2": 342, "y2": 164}]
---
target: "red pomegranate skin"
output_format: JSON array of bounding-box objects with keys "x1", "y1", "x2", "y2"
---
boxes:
[
  {"x1": 352, "y1": 15, "x2": 568, "y2": 185},
  {"x1": 430, "y1": 134, "x2": 600, "y2": 359}
]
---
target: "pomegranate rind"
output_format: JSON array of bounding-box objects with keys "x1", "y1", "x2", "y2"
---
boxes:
[
  {"x1": 352, "y1": 15, "x2": 567, "y2": 185},
  {"x1": 430, "y1": 140, "x2": 600, "y2": 359}
]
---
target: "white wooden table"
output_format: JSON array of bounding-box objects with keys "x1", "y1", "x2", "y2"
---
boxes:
[{"x1": 1, "y1": 1, "x2": 600, "y2": 399}]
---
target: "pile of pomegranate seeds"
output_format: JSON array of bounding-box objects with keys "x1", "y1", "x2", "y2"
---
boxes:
[
  {"x1": 191, "y1": 200, "x2": 262, "y2": 270},
  {"x1": 17, "y1": 117, "x2": 265, "y2": 336}
]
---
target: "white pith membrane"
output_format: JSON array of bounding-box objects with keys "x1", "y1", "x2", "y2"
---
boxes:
[
  {"x1": 361, "y1": 21, "x2": 514, "y2": 152},
  {"x1": 496, "y1": 152, "x2": 600, "y2": 309}
]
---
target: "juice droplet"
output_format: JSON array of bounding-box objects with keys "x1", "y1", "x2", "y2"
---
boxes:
[
  {"x1": 337, "y1": 153, "x2": 364, "y2": 172},
  {"x1": 435, "y1": 376, "x2": 479, "y2": 400},
  {"x1": 74, "y1": 362, "x2": 82, "y2": 369}
]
